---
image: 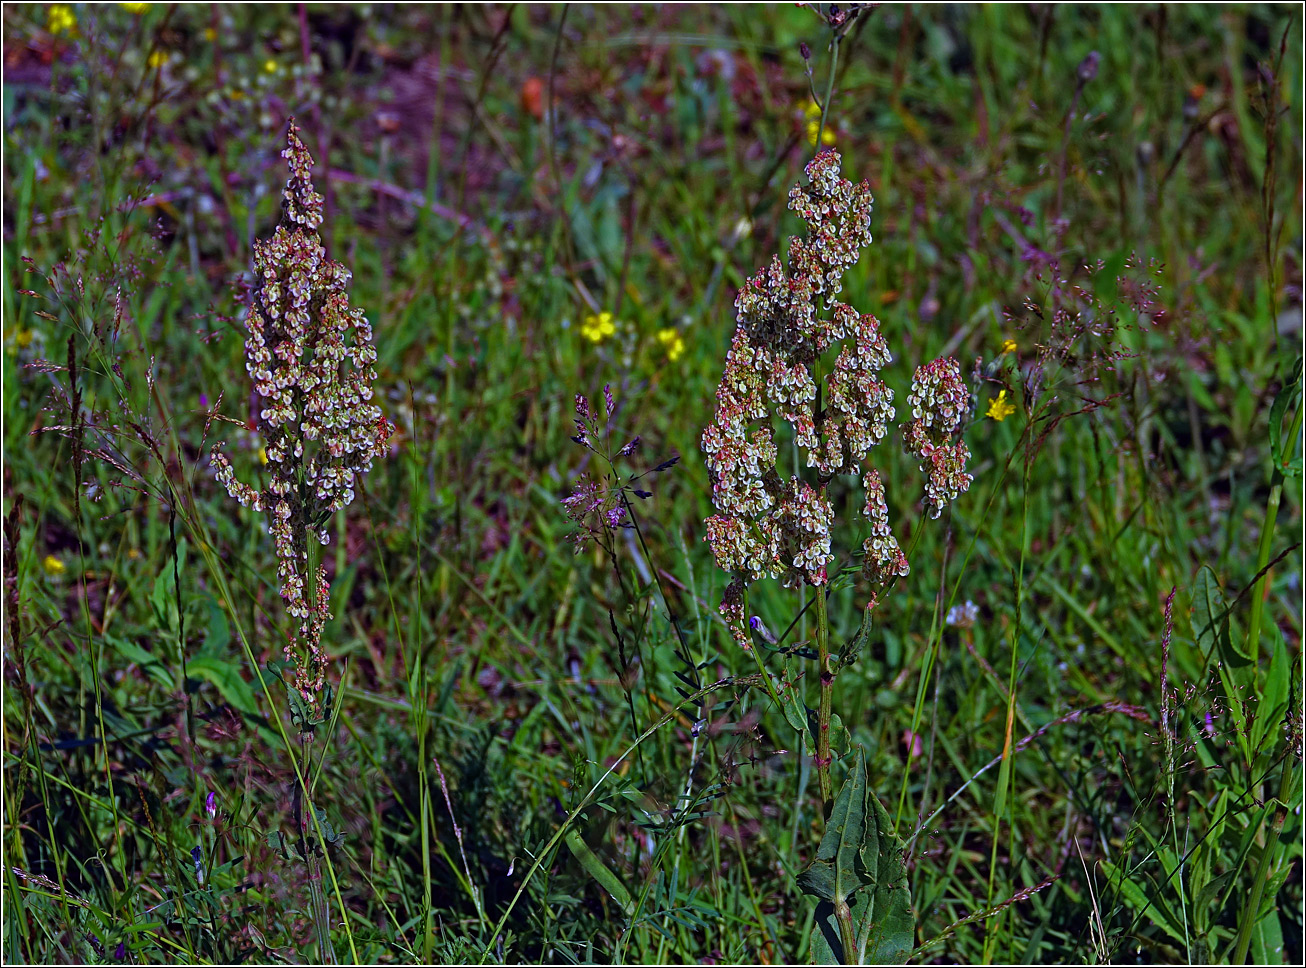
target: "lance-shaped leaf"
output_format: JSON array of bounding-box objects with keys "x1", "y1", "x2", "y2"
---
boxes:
[
  {"x1": 1268, "y1": 356, "x2": 1302, "y2": 477},
  {"x1": 801, "y1": 748, "x2": 914, "y2": 964}
]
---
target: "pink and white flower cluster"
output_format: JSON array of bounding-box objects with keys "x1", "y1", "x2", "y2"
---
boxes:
[
  {"x1": 902, "y1": 358, "x2": 973, "y2": 519},
  {"x1": 701, "y1": 150, "x2": 970, "y2": 645},
  {"x1": 211, "y1": 120, "x2": 392, "y2": 707}
]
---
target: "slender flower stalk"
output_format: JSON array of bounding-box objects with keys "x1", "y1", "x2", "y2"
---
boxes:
[
  {"x1": 210, "y1": 119, "x2": 390, "y2": 965},
  {"x1": 211, "y1": 119, "x2": 392, "y2": 721}
]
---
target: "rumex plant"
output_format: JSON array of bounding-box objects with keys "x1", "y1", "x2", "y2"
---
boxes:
[
  {"x1": 701, "y1": 148, "x2": 971, "y2": 963},
  {"x1": 210, "y1": 119, "x2": 391, "y2": 962},
  {"x1": 211, "y1": 119, "x2": 392, "y2": 722}
]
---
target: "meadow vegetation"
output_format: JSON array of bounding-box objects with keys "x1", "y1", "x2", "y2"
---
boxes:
[{"x1": 2, "y1": 3, "x2": 1302, "y2": 964}]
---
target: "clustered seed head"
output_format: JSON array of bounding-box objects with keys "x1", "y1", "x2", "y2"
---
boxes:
[
  {"x1": 901, "y1": 358, "x2": 973, "y2": 519},
  {"x1": 861, "y1": 470, "x2": 908, "y2": 585},
  {"x1": 211, "y1": 119, "x2": 392, "y2": 708},
  {"x1": 702, "y1": 150, "x2": 971, "y2": 646}
]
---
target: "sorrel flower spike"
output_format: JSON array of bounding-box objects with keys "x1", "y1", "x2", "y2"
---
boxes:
[
  {"x1": 211, "y1": 119, "x2": 392, "y2": 709},
  {"x1": 701, "y1": 150, "x2": 970, "y2": 646}
]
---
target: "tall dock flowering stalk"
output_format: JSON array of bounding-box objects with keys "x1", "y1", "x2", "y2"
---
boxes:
[
  {"x1": 702, "y1": 146, "x2": 970, "y2": 962},
  {"x1": 703, "y1": 148, "x2": 971, "y2": 803},
  {"x1": 211, "y1": 119, "x2": 392, "y2": 720},
  {"x1": 210, "y1": 119, "x2": 390, "y2": 962}
]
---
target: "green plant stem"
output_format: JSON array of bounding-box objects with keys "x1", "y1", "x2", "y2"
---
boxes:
[
  {"x1": 984, "y1": 454, "x2": 1031, "y2": 963},
  {"x1": 834, "y1": 896, "x2": 860, "y2": 964},
  {"x1": 810, "y1": 23, "x2": 841, "y2": 813},
  {"x1": 1245, "y1": 397, "x2": 1302, "y2": 660},
  {"x1": 814, "y1": 583, "x2": 834, "y2": 806},
  {"x1": 1231, "y1": 757, "x2": 1299, "y2": 964},
  {"x1": 306, "y1": 827, "x2": 334, "y2": 965},
  {"x1": 301, "y1": 539, "x2": 340, "y2": 966},
  {"x1": 814, "y1": 32, "x2": 840, "y2": 150}
]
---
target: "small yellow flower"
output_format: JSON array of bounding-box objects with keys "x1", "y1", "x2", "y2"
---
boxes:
[
  {"x1": 657, "y1": 328, "x2": 685, "y2": 362},
  {"x1": 127, "y1": 547, "x2": 142, "y2": 560},
  {"x1": 119, "y1": 2, "x2": 151, "y2": 13},
  {"x1": 12, "y1": 328, "x2": 35, "y2": 349},
  {"x1": 1001, "y1": 338, "x2": 1017, "y2": 354},
  {"x1": 47, "y1": 4, "x2": 76, "y2": 36},
  {"x1": 804, "y1": 101, "x2": 836, "y2": 148},
  {"x1": 263, "y1": 58, "x2": 278, "y2": 74},
  {"x1": 258, "y1": 447, "x2": 269, "y2": 465},
  {"x1": 42, "y1": 555, "x2": 66, "y2": 577},
  {"x1": 147, "y1": 50, "x2": 167, "y2": 69},
  {"x1": 203, "y1": 26, "x2": 216, "y2": 42},
  {"x1": 580, "y1": 312, "x2": 617, "y2": 344},
  {"x1": 986, "y1": 389, "x2": 1017, "y2": 422}
]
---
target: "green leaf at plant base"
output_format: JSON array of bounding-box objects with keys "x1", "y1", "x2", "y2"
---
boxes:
[{"x1": 800, "y1": 747, "x2": 913, "y2": 965}]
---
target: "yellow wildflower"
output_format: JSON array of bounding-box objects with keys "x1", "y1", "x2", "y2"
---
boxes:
[
  {"x1": 203, "y1": 26, "x2": 216, "y2": 41},
  {"x1": 42, "y1": 555, "x2": 66, "y2": 577},
  {"x1": 580, "y1": 312, "x2": 617, "y2": 344},
  {"x1": 147, "y1": 50, "x2": 167, "y2": 69},
  {"x1": 804, "y1": 101, "x2": 836, "y2": 148},
  {"x1": 657, "y1": 328, "x2": 685, "y2": 362},
  {"x1": 119, "y1": 2, "x2": 151, "y2": 12},
  {"x1": 1001, "y1": 338, "x2": 1017, "y2": 354},
  {"x1": 259, "y1": 447, "x2": 269, "y2": 465},
  {"x1": 47, "y1": 4, "x2": 76, "y2": 35},
  {"x1": 986, "y1": 389, "x2": 1017, "y2": 422},
  {"x1": 263, "y1": 59, "x2": 278, "y2": 74},
  {"x1": 12, "y1": 328, "x2": 35, "y2": 349}
]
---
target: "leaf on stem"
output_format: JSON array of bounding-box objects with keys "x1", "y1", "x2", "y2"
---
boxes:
[{"x1": 800, "y1": 747, "x2": 914, "y2": 964}]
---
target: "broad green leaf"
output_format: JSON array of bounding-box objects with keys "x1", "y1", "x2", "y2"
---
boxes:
[
  {"x1": 1249, "y1": 908, "x2": 1286, "y2": 965},
  {"x1": 799, "y1": 749, "x2": 872, "y2": 906},
  {"x1": 803, "y1": 749, "x2": 913, "y2": 964},
  {"x1": 186, "y1": 653, "x2": 261, "y2": 717},
  {"x1": 204, "y1": 600, "x2": 230, "y2": 654},
  {"x1": 775, "y1": 670, "x2": 818, "y2": 757},
  {"x1": 1195, "y1": 870, "x2": 1234, "y2": 923},
  {"x1": 104, "y1": 633, "x2": 172, "y2": 688},
  {"x1": 149, "y1": 570, "x2": 178, "y2": 636}
]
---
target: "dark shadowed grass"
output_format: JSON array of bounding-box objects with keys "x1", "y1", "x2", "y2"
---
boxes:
[{"x1": 2, "y1": 3, "x2": 1302, "y2": 964}]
